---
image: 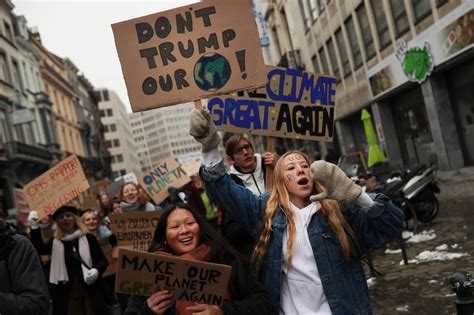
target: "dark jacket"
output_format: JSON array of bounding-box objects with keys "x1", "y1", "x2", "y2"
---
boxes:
[
  {"x1": 124, "y1": 264, "x2": 272, "y2": 315},
  {"x1": 225, "y1": 154, "x2": 267, "y2": 256},
  {"x1": 30, "y1": 228, "x2": 110, "y2": 315},
  {"x1": 0, "y1": 221, "x2": 50, "y2": 315},
  {"x1": 201, "y1": 160, "x2": 404, "y2": 315}
]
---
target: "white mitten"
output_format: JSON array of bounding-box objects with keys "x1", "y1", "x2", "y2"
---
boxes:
[
  {"x1": 27, "y1": 211, "x2": 39, "y2": 230},
  {"x1": 84, "y1": 268, "x2": 99, "y2": 285},
  {"x1": 189, "y1": 109, "x2": 221, "y2": 152},
  {"x1": 310, "y1": 160, "x2": 362, "y2": 204}
]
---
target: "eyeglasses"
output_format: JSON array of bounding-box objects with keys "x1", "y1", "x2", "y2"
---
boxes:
[{"x1": 233, "y1": 144, "x2": 252, "y2": 155}]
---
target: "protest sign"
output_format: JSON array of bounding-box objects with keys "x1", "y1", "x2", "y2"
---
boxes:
[
  {"x1": 181, "y1": 159, "x2": 202, "y2": 177},
  {"x1": 107, "y1": 179, "x2": 124, "y2": 199},
  {"x1": 139, "y1": 157, "x2": 191, "y2": 205},
  {"x1": 24, "y1": 155, "x2": 89, "y2": 219},
  {"x1": 92, "y1": 178, "x2": 110, "y2": 196},
  {"x1": 82, "y1": 195, "x2": 100, "y2": 210},
  {"x1": 111, "y1": 0, "x2": 267, "y2": 112},
  {"x1": 109, "y1": 211, "x2": 162, "y2": 253},
  {"x1": 207, "y1": 66, "x2": 337, "y2": 142},
  {"x1": 115, "y1": 248, "x2": 231, "y2": 305}
]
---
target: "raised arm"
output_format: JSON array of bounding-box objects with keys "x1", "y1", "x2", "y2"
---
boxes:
[{"x1": 189, "y1": 108, "x2": 268, "y2": 236}]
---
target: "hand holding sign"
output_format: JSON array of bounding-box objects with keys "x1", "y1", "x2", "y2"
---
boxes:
[{"x1": 147, "y1": 290, "x2": 174, "y2": 315}]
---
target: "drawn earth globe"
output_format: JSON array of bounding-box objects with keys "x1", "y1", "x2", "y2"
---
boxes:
[{"x1": 194, "y1": 53, "x2": 231, "y2": 91}]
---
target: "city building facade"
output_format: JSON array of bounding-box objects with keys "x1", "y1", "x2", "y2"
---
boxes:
[
  {"x1": 0, "y1": 1, "x2": 58, "y2": 214},
  {"x1": 64, "y1": 58, "x2": 111, "y2": 179},
  {"x1": 97, "y1": 88, "x2": 141, "y2": 179},
  {"x1": 266, "y1": 0, "x2": 473, "y2": 170},
  {"x1": 130, "y1": 102, "x2": 202, "y2": 174}
]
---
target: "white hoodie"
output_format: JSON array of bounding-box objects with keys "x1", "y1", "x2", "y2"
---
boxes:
[{"x1": 228, "y1": 153, "x2": 265, "y2": 195}]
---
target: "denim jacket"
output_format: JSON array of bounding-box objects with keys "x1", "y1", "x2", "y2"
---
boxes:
[{"x1": 201, "y1": 161, "x2": 404, "y2": 315}]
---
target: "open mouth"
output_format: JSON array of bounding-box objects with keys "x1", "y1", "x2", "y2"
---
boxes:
[
  {"x1": 179, "y1": 237, "x2": 193, "y2": 244},
  {"x1": 297, "y1": 178, "x2": 309, "y2": 185}
]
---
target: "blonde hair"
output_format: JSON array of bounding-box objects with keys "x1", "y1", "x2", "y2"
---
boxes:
[
  {"x1": 252, "y1": 151, "x2": 359, "y2": 270},
  {"x1": 54, "y1": 213, "x2": 89, "y2": 240}
]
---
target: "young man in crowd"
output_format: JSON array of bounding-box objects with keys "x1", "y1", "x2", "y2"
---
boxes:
[{"x1": 222, "y1": 135, "x2": 278, "y2": 255}]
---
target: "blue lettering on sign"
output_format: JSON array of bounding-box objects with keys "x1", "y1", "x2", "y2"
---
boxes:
[
  {"x1": 266, "y1": 68, "x2": 336, "y2": 105},
  {"x1": 208, "y1": 98, "x2": 275, "y2": 129}
]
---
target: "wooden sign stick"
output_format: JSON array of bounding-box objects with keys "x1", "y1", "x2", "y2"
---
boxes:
[
  {"x1": 265, "y1": 137, "x2": 276, "y2": 192},
  {"x1": 194, "y1": 99, "x2": 203, "y2": 110}
]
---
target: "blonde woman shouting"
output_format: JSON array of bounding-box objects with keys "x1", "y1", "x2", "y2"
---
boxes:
[{"x1": 189, "y1": 109, "x2": 403, "y2": 315}]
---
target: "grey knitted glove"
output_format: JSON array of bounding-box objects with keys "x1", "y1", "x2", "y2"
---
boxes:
[
  {"x1": 309, "y1": 160, "x2": 362, "y2": 204},
  {"x1": 189, "y1": 108, "x2": 221, "y2": 152}
]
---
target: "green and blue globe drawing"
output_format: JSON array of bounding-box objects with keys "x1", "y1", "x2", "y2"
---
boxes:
[{"x1": 194, "y1": 53, "x2": 231, "y2": 91}]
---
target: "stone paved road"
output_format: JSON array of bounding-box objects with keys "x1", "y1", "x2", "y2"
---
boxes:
[{"x1": 367, "y1": 180, "x2": 474, "y2": 315}]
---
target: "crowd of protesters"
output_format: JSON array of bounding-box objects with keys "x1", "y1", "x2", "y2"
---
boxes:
[{"x1": 0, "y1": 109, "x2": 404, "y2": 315}]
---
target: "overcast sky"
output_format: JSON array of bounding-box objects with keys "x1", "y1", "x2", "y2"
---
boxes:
[{"x1": 13, "y1": 0, "x2": 197, "y2": 112}]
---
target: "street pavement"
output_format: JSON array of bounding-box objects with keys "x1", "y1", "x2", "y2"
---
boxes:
[{"x1": 367, "y1": 177, "x2": 474, "y2": 314}]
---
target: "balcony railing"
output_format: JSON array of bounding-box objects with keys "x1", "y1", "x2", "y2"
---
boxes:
[{"x1": 4, "y1": 141, "x2": 52, "y2": 164}]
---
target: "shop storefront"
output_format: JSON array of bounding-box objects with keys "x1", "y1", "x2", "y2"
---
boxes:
[
  {"x1": 366, "y1": 2, "x2": 473, "y2": 170},
  {"x1": 447, "y1": 58, "x2": 474, "y2": 165},
  {"x1": 391, "y1": 86, "x2": 435, "y2": 166}
]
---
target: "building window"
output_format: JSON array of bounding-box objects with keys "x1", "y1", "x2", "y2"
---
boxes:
[
  {"x1": 102, "y1": 90, "x2": 109, "y2": 101},
  {"x1": 318, "y1": 47, "x2": 329, "y2": 74},
  {"x1": 436, "y1": 0, "x2": 447, "y2": 7},
  {"x1": 299, "y1": 0, "x2": 312, "y2": 30},
  {"x1": 105, "y1": 140, "x2": 112, "y2": 149},
  {"x1": 12, "y1": 59, "x2": 23, "y2": 91},
  {"x1": 311, "y1": 55, "x2": 320, "y2": 73},
  {"x1": 345, "y1": 17, "x2": 363, "y2": 69},
  {"x1": 113, "y1": 139, "x2": 120, "y2": 147},
  {"x1": 106, "y1": 109, "x2": 113, "y2": 116},
  {"x1": 357, "y1": 4, "x2": 376, "y2": 60},
  {"x1": 326, "y1": 38, "x2": 340, "y2": 82},
  {"x1": 370, "y1": 0, "x2": 391, "y2": 49},
  {"x1": 335, "y1": 28, "x2": 351, "y2": 77},
  {"x1": 117, "y1": 154, "x2": 124, "y2": 163},
  {"x1": 317, "y1": 0, "x2": 326, "y2": 12},
  {"x1": 0, "y1": 52, "x2": 10, "y2": 83},
  {"x1": 3, "y1": 22, "x2": 13, "y2": 42},
  {"x1": 110, "y1": 124, "x2": 117, "y2": 132},
  {"x1": 390, "y1": 0, "x2": 410, "y2": 37},
  {"x1": 411, "y1": 0, "x2": 432, "y2": 23}
]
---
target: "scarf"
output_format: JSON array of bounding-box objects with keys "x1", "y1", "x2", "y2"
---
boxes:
[
  {"x1": 50, "y1": 230, "x2": 92, "y2": 285},
  {"x1": 120, "y1": 201, "x2": 141, "y2": 212},
  {"x1": 156, "y1": 244, "x2": 213, "y2": 315}
]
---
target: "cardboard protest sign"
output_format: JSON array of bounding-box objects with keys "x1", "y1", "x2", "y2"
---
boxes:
[
  {"x1": 98, "y1": 237, "x2": 117, "y2": 277},
  {"x1": 82, "y1": 195, "x2": 100, "y2": 210},
  {"x1": 181, "y1": 159, "x2": 202, "y2": 177},
  {"x1": 24, "y1": 155, "x2": 89, "y2": 219},
  {"x1": 111, "y1": 0, "x2": 267, "y2": 112},
  {"x1": 115, "y1": 248, "x2": 231, "y2": 305},
  {"x1": 107, "y1": 179, "x2": 124, "y2": 199},
  {"x1": 207, "y1": 66, "x2": 337, "y2": 142},
  {"x1": 109, "y1": 211, "x2": 162, "y2": 252},
  {"x1": 92, "y1": 179, "x2": 110, "y2": 196},
  {"x1": 139, "y1": 157, "x2": 191, "y2": 205}
]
